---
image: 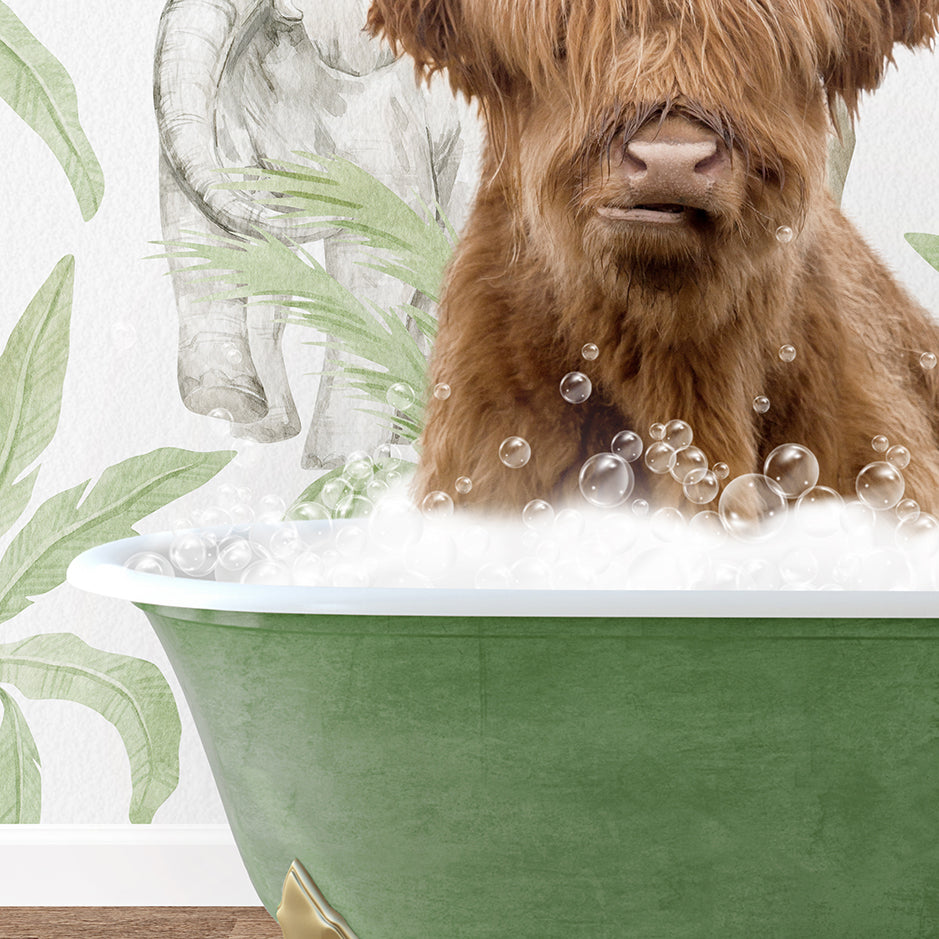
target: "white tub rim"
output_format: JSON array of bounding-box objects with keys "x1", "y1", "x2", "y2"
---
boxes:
[{"x1": 65, "y1": 526, "x2": 939, "y2": 619}]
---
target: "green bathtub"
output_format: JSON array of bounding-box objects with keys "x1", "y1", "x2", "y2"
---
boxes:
[{"x1": 69, "y1": 530, "x2": 939, "y2": 938}]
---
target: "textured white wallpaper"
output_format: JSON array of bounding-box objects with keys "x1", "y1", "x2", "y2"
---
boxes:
[{"x1": 1, "y1": 1, "x2": 938, "y2": 827}]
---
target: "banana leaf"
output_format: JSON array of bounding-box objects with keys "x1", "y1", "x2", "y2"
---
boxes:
[
  {"x1": 0, "y1": 685, "x2": 40, "y2": 823},
  {"x1": 0, "y1": 634, "x2": 180, "y2": 823},
  {"x1": 0, "y1": 447, "x2": 234, "y2": 624},
  {"x1": 0, "y1": 2, "x2": 104, "y2": 220},
  {"x1": 0, "y1": 256, "x2": 73, "y2": 538}
]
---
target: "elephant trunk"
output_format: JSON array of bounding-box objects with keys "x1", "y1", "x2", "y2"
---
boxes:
[{"x1": 154, "y1": 0, "x2": 306, "y2": 239}]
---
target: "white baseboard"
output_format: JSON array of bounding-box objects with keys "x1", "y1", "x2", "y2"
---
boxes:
[{"x1": 0, "y1": 825, "x2": 263, "y2": 906}]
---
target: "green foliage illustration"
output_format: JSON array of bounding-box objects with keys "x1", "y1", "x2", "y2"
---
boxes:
[
  {"x1": 163, "y1": 154, "x2": 455, "y2": 515},
  {"x1": 0, "y1": 1, "x2": 104, "y2": 220},
  {"x1": 0, "y1": 8, "x2": 234, "y2": 823}
]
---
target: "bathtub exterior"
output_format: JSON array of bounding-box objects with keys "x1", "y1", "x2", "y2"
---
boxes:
[{"x1": 138, "y1": 603, "x2": 939, "y2": 938}]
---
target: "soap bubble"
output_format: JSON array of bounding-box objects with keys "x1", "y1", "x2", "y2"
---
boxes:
[
  {"x1": 499, "y1": 436, "x2": 531, "y2": 468},
  {"x1": 670, "y1": 446, "x2": 707, "y2": 483},
  {"x1": 522, "y1": 499, "x2": 555, "y2": 530},
  {"x1": 683, "y1": 468, "x2": 719, "y2": 504},
  {"x1": 207, "y1": 407, "x2": 233, "y2": 424},
  {"x1": 559, "y1": 371, "x2": 592, "y2": 404},
  {"x1": 169, "y1": 532, "x2": 218, "y2": 576},
  {"x1": 366, "y1": 478, "x2": 390, "y2": 501},
  {"x1": 631, "y1": 498, "x2": 650, "y2": 517},
  {"x1": 780, "y1": 548, "x2": 818, "y2": 586},
  {"x1": 292, "y1": 551, "x2": 325, "y2": 586},
  {"x1": 386, "y1": 382, "x2": 415, "y2": 410},
  {"x1": 871, "y1": 435, "x2": 889, "y2": 452},
  {"x1": 688, "y1": 509, "x2": 725, "y2": 543},
  {"x1": 195, "y1": 506, "x2": 233, "y2": 537},
  {"x1": 241, "y1": 559, "x2": 291, "y2": 586},
  {"x1": 611, "y1": 430, "x2": 643, "y2": 462},
  {"x1": 886, "y1": 445, "x2": 911, "y2": 469},
  {"x1": 373, "y1": 442, "x2": 402, "y2": 462},
  {"x1": 663, "y1": 419, "x2": 693, "y2": 451},
  {"x1": 581, "y1": 342, "x2": 599, "y2": 360},
  {"x1": 763, "y1": 443, "x2": 819, "y2": 498},
  {"x1": 920, "y1": 352, "x2": 937, "y2": 370},
  {"x1": 224, "y1": 343, "x2": 243, "y2": 365},
  {"x1": 718, "y1": 474, "x2": 788, "y2": 541},
  {"x1": 257, "y1": 493, "x2": 287, "y2": 520},
  {"x1": 455, "y1": 476, "x2": 473, "y2": 494},
  {"x1": 228, "y1": 502, "x2": 255, "y2": 526},
  {"x1": 217, "y1": 537, "x2": 254, "y2": 573},
  {"x1": 343, "y1": 451, "x2": 374, "y2": 483},
  {"x1": 554, "y1": 508, "x2": 586, "y2": 540},
  {"x1": 125, "y1": 551, "x2": 175, "y2": 577},
  {"x1": 841, "y1": 500, "x2": 876, "y2": 536},
  {"x1": 795, "y1": 486, "x2": 843, "y2": 536},
  {"x1": 896, "y1": 512, "x2": 939, "y2": 554},
  {"x1": 649, "y1": 422, "x2": 666, "y2": 440},
  {"x1": 578, "y1": 452, "x2": 634, "y2": 507},
  {"x1": 433, "y1": 382, "x2": 452, "y2": 400},
  {"x1": 896, "y1": 498, "x2": 920, "y2": 522},
  {"x1": 752, "y1": 395, "x2": 771, "y2": 414},
  {"x1": 651, "y1": 507, "x2": 685, "y2": 541},
  {"x1": 335, "y1": 493, "x2": 374, "y2": 519},
  {"x1": 778, "y1": 344, "x2": 797, "y2": 362},
  {"x1": 855, "y1": 461, "x2": 905, "y2": 510},
  {"x1": 319, "y1": 477, "x2": 350, "y2": 510},
  {"x1": 712, "y1": 462, "x2": 730, "y2": 480},
  {"x1": 775, "y1": 225, "x2": 794, "y2": 243},
  {"x1": 421, "y1": 490, "x2": 454, "y2": 518},
  {"x1": 644, "y1": 441, "x2": 676, "y2": 474},
  {"x1": 288, "y1": 501, "x2": 330, "y2": 522}
]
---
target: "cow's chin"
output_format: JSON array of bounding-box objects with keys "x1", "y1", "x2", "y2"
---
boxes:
[{"x1": 579, "y1": 211, "x2": 723, "y2": 296}]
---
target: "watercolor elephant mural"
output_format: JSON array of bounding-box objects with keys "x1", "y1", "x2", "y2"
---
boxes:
[
  {"x1": 155, "y1": 0, "x2": 482, "y2": 468},
  {"x1": 0, "y1": 1, "x2": 234, "y2": 823}
]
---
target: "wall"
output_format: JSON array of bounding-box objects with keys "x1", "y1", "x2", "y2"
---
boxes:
[{"x1": 0, "y1": 0, "x2": 938, "y2": 906}]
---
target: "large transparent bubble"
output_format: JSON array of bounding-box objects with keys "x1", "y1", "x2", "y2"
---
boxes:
[
  {"x1": 763, "y1": 444, "x2": 819, "y2": 499},
  {"x1": 718, "y1": 474, "x2": 788, "y2": 541},
  {"x1": 578, "y1": 453, "x2": 634, "y2": 507}
]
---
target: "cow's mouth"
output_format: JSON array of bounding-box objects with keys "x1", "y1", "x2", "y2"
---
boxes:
[{"x1": 597, "y1": 203, "x2": 691, "y2": 224}]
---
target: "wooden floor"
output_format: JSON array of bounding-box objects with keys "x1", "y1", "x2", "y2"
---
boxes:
[{"x1": 0, "y1": 908, "x2": 281, "y2": 939}]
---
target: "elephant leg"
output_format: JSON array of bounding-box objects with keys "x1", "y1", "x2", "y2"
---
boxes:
[
  {"x1": 301, "y1": 243, "x2": 414, "y2": 469},
  {"x1": 160, "y1": 153, "x2": 268, "y2": 423},
  {"x1": 230, "y1": 298, "x2": 302, "y2": 442}
]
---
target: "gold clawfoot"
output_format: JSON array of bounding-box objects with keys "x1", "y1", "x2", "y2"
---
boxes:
[{"x1": 276, "y1": 859, "x2": 360, "y2": 939}]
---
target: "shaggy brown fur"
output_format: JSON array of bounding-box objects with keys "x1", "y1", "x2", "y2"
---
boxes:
[{"x1": 368, "y1": 0, "x2": 939, "y2": 514}]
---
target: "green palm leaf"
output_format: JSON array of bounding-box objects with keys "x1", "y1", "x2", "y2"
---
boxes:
[
  {"x1": 0, "y1": 634, "x2": 180, "y2": 823},
  {"x1": 0, "y1": 256, "x2": 73, "y2": 538},
  {"x1": 163, "y1": 233, "x2": 429, "y2": 418},
  {"x1": 0, "y1": 2, "x2": 104, "y2": 220},
  {"x1": 0, "y1": 686, "x2": 40, "y2": 823},
  {"x1": 0, "y1": 447, "x2": 234, "y2": 624},
  {"x1": 215, "y1": 154, "x2": 452, "y2": 301}
]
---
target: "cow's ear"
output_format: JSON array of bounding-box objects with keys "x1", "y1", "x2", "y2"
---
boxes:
[
  {"x1": 822, "y1": 0, "x2": 939, "y2": 112},
  {"x1": 366, "y1": 0, "x2": 506, "y2": 99}
]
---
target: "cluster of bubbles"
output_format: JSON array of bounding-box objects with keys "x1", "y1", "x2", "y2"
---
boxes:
[{"x1": 125, "y1": 423, "x2": 939, "y2": 590}]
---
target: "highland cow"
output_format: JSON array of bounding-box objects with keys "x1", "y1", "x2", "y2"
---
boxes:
[{"x1": 367, "y1": 0, "x2": 939, "y2": 515}]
